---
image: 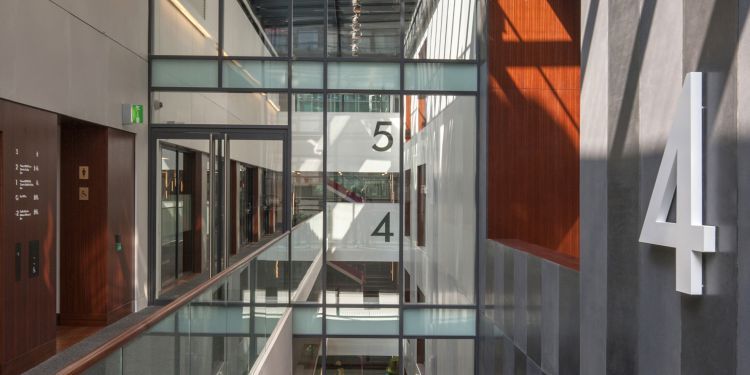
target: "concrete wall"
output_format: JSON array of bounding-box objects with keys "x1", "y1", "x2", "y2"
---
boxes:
[
  {"x1": 0, "y1": 0, "x2": 149, "y2": 310},
  {"x1": 579, "y1": 0, "x2": 749, "y2": 374}
]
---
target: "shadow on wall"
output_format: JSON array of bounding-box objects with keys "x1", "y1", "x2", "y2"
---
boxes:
[
  {"x1": 487, "y1": 0, "x2": 581, "y2": 259},
  {"x1": 576, "y1": 0, "x2": 750, "y2": 375}
]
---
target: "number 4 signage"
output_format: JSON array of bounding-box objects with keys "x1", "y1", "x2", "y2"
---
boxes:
[{"x1": 639, "y1": 72, "x2": 716, "y2": 295}]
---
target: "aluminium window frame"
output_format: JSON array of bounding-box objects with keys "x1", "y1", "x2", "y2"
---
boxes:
[{"x1": 147, "y1": 0, "x2": 486, "y2": 373}]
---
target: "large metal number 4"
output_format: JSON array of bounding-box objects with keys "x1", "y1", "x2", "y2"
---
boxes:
[
  {"x1": 639, "y1": 72, "x2": 716, "y2": 295},
  {"x1": 372, "y1": 121, "x2": 394, "y2": 152},
  {"x1": 372, "y1": 212, "x2": 394, "y2": 242}
]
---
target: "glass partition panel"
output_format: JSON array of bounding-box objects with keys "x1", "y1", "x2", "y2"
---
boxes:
[
  {"x1": 326, "y1": 94, "x2": 401, "y2": 305},
  {"x1": 291, "y1": 93, "x2": 324, "y2": 302},
  {"x1": 293, "y1": 0, "x2": 325, "y2": 57},
  {"x1": 403, "y1": 308, "x2": 476, "y2": 336},
  {"x1": 403, "y1": 95, "x2": 477, "y2": 305},
  {"x1": 154, "y1": 0, "x2": 220, "y2": 55},
  {"x1": 290, "y1": 212, "x2": 324, "y2": 302},
  {"x1": 254, "y1": 237, "x2": 290, "y2": 303},
  {"x1": 122, "y1": 307, "x2": 191, "y2": 373},
  {"x1": 403, "y1": 338, "x2": 475, "y2": 375},
  {"x1": 223, "y1": 60, "x2": 288, "y2": 89},
  {"x1": 325, "y1": 307, "x2": 399, "y2": 335},
  {"x1": 152, "y1": 92, "x2": 287, "y2": 125},
  {"x1": 223, "y1": 0, "x2": 288, "y2": 57},
  {"x1": 292, "y1": 337, "x2": 324, "y2": 374},
  {"x1": 292, "y1": 62, "x2": 324, "y2": 89},
  {"x1": 328, "y1": 62, "x2": 400, "y2": 91},
  {"x1": 152, "y1": 59, "x2": 218, "y2": 88},
  {"x1": 82, "y1": 349, "x2": 122, "y2": 375},
  {"x1": 327, "y1": 0, "x2": 402, "y2": 58},
  {"x1": 404, "y1": 63, "x2": 478, "y2": 92},
  {"x1": 403, "y1": 0, "x2": 477, "y2": 60},
  {"x1": 293, "y1": 306, "x2": 324, "y2": 335},
  {"x1": 85, "y1": 229, "x2": 293, "y2": 373},
  {"x1": 325, "y1": 338, "x2": 399, "y2": 373}
]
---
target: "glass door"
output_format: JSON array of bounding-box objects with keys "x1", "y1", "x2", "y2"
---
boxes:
[{"x1": 153, "y1": 129, "x2": 288, "y2": 302}]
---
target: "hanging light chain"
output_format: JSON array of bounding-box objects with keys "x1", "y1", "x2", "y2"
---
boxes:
[{"x1": 351, "y1": 0, "x2": 362, "y2": 56}]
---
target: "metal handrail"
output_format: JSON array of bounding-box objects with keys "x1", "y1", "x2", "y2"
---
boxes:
[{"x1": 58, "y1": 232, "x2": 290, "y2": 375}]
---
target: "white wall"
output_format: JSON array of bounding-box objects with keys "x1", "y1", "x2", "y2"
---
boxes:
[
  {"x1": 152, "y1": 91, "x2": 285, "y2": 125},
  {"x1": 404, "y1": 95, "x2": 476, "y2": 306},
  {"x1": 152, "y1": 0, "x2": 283, "y2": 126},
  {"x1": 0, "y1": 0, "x2": 150, "y2": 310},
  {"x1": 153, "y1": 0, "x2": 219, "y2": 55}
]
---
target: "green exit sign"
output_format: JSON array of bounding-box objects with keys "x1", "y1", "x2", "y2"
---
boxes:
[{"x1": 122, "y1": 104, "x2": 144, "y2": 125}]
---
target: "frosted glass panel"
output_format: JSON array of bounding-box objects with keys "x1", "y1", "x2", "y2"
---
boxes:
[
  {"x1": 403, "y1": 309, "x2": 476, "y2": 336},
  {"x1": 404, "y1": 63, "x2": 477, "y2": 91},
  {"x1": 328, "y1": 62, "x2": 400, "y2": 91},
  {"x1": 223, "y1": 61, "x2": 288, "y2": 89},
  {"x1": 325, "y1": 307, "x2": 399, "y2": 335},
  {"x1": 293, "y1": 307, "x2": 323, "y2": 334},
  {"x1": 151, "y1": 92, "x2": 287, "y2": 125},
  {"x1": 152, "y1": 60, "x2": 218, "y2": 88},
  {"x1": 292, "y1": 62, "x2": 324, "y2": 89}
]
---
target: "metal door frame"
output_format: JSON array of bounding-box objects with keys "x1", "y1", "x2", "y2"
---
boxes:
[{"x1": 148, "y1": 126, "x2": 289, "y2": 305}]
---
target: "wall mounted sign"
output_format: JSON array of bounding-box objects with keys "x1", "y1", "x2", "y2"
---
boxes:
[
  {"x1": 79, "y1": 166, "x2": 89, "y2": 180},
  {"x1": 122, "y1": 104, "x2": 144, "y2": 125},
  {"x1": 639, "y1": 72, "x2": 716, "y2": 295},
  {"x1": 79, "y1": 187, "x2": 89, "y2": 201},
  {"x1": 13, "y1": 148, "x2": 42, "y2": 221}
]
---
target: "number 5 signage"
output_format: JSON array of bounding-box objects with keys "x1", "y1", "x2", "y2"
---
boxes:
[{"x1": 639, "y1": 72, "x2": 716, "y2": 295}]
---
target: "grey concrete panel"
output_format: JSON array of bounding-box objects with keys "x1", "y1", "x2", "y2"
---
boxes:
[
  {"x1": 513, "y1": 251, "x2": 528, "y2": 351},
  {"x1": 526, "y1": 256, "x2": 542, "y2": 365},
  {"x1": 558, "y1": 267, "x2": 580, "y2": 375},
  {"x1": 634, "y1": 0, "x2": 684, "y2": 371},
  {"x1": 477, "y1": 319, "x2": 490, "y2": 375},
  {"x1": 484, "y1": 241, "x2": 498, "y2": 331},
  {"x1": 636, "y1": 242, "x2": 681, "y2": 375},
  {"x1": 681, "y1": 2, "x2": 740, "y2": 374},
  {"x1": 540, "y1": 261, "x2": 560, "y2": 375},
  {"x1": 513, "y1": 345, "x2": 527, "y2": 375},
  {"x1": 495, "y1": 241, "x2": 506, "y2": 335},
  {"x1": 579, "y1": 0, "x2": 610, "y2": 373},
  {"x1": 502, "y1": 336, "x2": 516, "y2": 375},
  {"x1": 526, "y1": 358, "x2": 543, "y2": 375},
  {"x1": 737, "y1": 1, "x2": 750, "y2": 373},
  {"x1": 504, "y1": 246, "x2": 515, "y2": 339},
  {"x1": 604, "y1": 0, "x2": 647, "y2": 373}
]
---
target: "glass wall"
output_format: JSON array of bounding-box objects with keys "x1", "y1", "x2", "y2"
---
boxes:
[
  {"x1": 151, "y1": 0, "x2": 481, "y2": 372},
  {"x1": 155, "y1": 138, "x2": 286, "y2": 300},
  {"x1": 157, "y1": 141, "x2": 205, "y2": 297}
]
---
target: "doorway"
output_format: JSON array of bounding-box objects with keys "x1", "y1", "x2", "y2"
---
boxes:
[
  {"x1": 58, "y1": 118, "x2": 135, "y2": 353},
  {"x1": 151, "y1": 129, "x2": 288, "y2": 303}
]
